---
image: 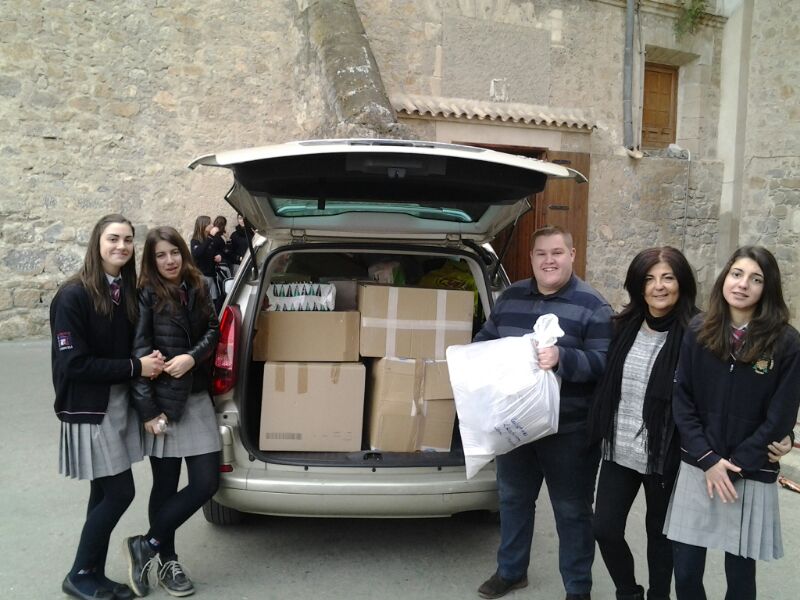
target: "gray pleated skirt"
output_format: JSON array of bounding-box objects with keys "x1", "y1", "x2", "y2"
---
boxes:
[
  {"x1": 664, "y1": 462, "x2": 783, "y2": 561},
  {"x1": 59, "y1": 383, "x2": 144, "y2": 481},
  {"x1": 144, "y1": 390, "x2": 221, "y2": 458}
]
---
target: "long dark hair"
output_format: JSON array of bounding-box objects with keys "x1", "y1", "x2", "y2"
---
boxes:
[
  {"x1": 139, "y1": 226, "x2": 210, "y2": 316},
  {"x1": 616, "y1": 246, "x2": 697, "y2": 328},
  {"x1": 64, "y1": 214, "x2": 138, "y2": 322},
  {"x1": 698, "y1": 245, "x2": 789, "y2": 362},
  {"x1": 213, "y1": 215, "x2": 227, "y2": 235},
  {"x1": 191, "y1": 215, "x2": 211, "y2": 243}
]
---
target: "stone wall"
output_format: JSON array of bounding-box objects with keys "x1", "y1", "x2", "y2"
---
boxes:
[
  {"x1": 356, "y1": 0, "x2": 728, "y2": 311},
  {"x1": 739, "y1": 0, "x2": 800, "y2": 321},
  {"x1": 0, "y1": 1, "x2": 327, "y2": 338},
  {"x1": 587, "y1": 154, "x2": 721, "y2": 310},
  {"x1": 1, "y1": 0, "x2": 797, "y2": 338}
]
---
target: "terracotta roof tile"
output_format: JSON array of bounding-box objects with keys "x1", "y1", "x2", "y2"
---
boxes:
[{"x1": 391, "y1": 93, "x2": 595, "y2": 130}]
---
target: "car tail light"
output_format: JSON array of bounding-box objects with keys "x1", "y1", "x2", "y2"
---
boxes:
[{"x1": 212, "y1": 304, "x2": 241, "y2": 396}]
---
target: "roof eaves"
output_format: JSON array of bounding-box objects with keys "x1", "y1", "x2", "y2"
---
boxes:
[{"x1": 391, "y1": 93, "x2": 595, "y2": 131}]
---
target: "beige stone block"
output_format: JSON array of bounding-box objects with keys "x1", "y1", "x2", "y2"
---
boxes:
[
  {"x1": 0, "y1": 290, "x2": 12, "y2": 311},
  {"x1": 69, "y1": 96, "x2": 97, "y2": 112},
  {"x1": 13, "y1": 289, "x2": 42, "y2": 308},
  {"x1": 153, "y1": 90, "x2": 177, "y2": 109},
  {"x1": 0, "y1": 316, "x2": 33, "y2": 341}
]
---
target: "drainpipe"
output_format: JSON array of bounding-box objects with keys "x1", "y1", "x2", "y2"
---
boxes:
[{"x1": 623, "y1": 0, "x2": 635, "y2": 150}]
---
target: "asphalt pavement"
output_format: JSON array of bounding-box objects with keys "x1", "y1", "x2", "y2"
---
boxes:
[{"x1": 2, "y1": 339, "x2": 799, "y2": 599}]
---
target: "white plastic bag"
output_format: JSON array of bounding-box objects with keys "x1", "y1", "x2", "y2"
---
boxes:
[{"x1": 446, "y1": 314, "x2": 564, "y2": 479}]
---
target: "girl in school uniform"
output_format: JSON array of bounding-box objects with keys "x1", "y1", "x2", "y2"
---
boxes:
[
  {"x1": 665, "y1": 245, "x2": 800, "y2": 599},
  {"x1": 50, "y1": 214, "x2": 164, "y2": 600},
  {"x1": 124, "y1": 226, "x2": 221, "y2": 598},
  {"x1": 189, "y1": 215, "x2": 223, "y2": 311}
]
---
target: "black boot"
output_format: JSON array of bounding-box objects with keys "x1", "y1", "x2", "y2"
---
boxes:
[{"x1": 616, "y1": 585, "x2": 645, "y2": 600}]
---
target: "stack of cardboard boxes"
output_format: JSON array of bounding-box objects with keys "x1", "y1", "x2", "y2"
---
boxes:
[{"x1": 253, "y1": 281, "x2": 475, "y2": 453}]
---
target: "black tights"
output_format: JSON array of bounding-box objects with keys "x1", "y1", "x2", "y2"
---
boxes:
[
  {"x1": 672, "y1": 540, "x2": 757, "y2": 600},
  {"x1": 146, "y1": 452, "x2": 220, "y2": 559},
  {"x1": 71, "y1": 469, "x2": 135, "y2": 576},
  {"x1": 593, "y1": 459, "x2": 675, "y2": 599}
]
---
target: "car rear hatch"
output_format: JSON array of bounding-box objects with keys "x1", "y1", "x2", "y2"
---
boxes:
[{"x1": 188, "y1": 138, "x2": 576, "y2": 244}]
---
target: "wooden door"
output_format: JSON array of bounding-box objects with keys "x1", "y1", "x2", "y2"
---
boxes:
[{"x1": 494, "y1": 151, "x2": 590, "y2": 282}]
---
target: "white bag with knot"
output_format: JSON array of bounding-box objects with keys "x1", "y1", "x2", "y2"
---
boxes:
[{"x1": 446, "y1": 314, "x2": 564, "y2": 479}]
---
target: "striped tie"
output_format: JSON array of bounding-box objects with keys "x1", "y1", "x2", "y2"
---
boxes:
[
  {"x1": 110, "y1": 279, "x2": 121, "y2": 305},
  {"x1": 731, "y1": 326, "x2": 747, "y2": 356}
]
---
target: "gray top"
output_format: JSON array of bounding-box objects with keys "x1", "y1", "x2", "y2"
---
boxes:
[{"x1": 608, "y1": 322, "x2": 668, "y2": 473}]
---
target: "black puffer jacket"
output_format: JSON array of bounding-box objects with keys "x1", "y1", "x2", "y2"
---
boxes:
[{"x1": 131, "y1": 285, "x2": 219, "y2": 422}]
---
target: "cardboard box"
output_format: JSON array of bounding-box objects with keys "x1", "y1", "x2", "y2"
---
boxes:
[
  {"x1": 358, "y1": 284, "x2": 474, "y2": 359},
  {"x1": 259, "y1": 362, "x2": 365, "y2": 451},
  {"x1": 367, "y1": 357, "x2": 456, "y2": 452},
  {"x1": 252, "y1": 311, "x2": 360, "y2": 362}
]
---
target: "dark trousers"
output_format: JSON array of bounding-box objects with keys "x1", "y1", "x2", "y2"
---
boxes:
[
  {"x1": 672, "y1": 541, "x2": 756, "y2": 600},
  {"x1": 71, "y1": 469, "x2": 136, "y2": 574},
  {"x1": 495, "y1": 430, "x2": 601, "y2": 595},
  {"x1": 593, "y1": 459, "x2": 675, "y2": 598},
  {"x1": 147, "y1": 452, "x2": 220, "y2": 559}
]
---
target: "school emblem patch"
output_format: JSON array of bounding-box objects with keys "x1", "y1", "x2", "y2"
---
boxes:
[
  {"x1": 752, "y1": 356, "x2": 773, "y2": 375},
  {"x1": 57, "y1": 331, "x2": 73, "y2": 351}
]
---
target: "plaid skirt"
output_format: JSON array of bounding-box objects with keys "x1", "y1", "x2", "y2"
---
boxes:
[
  {"x1": 59, "y1": 383, "x2": 144, "y2": 481},
  {"x1": 664, "y1": 462, "x2": 783, "y2": 561},
  {"x1": 144, "y1": 390, "x2": 221, "y2": 458}
]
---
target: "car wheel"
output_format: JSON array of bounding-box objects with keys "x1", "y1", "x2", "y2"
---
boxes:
[{"x1": 202, "y1": 498, "x2": 244, "y2": 525}]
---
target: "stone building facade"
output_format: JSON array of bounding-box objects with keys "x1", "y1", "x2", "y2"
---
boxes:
[{"x1": 0, "y1": 0, "x2": 797, "y2": 339}]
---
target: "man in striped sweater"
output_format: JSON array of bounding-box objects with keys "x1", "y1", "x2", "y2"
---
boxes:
[{"x1": 476, "y1": 226, "x2": 614, "y2": 600}]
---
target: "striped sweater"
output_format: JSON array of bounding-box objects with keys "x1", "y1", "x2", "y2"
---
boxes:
[{"x1": 474, "y1": 275, "x2": 614, "y2": 433}]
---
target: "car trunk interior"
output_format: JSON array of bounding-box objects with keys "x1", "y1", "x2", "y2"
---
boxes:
[{"x1": 240, "y1": 244, "x2": 496, "y2": 468}]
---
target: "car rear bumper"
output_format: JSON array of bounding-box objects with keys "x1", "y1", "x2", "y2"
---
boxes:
[{"x1": 213, "y1": 465, "x2": 499, "y2": 518}]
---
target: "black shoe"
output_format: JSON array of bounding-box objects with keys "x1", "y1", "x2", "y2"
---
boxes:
[
  {"x1": 617, "y1": 585, "x2": 645, "y2": 600},
  {"x1": 477, "y1": 572, "x2": 528, "y2": 599},
  {"x1": 566, "y1": 594, "x2": 591, "y2": 600},
  {"x1": 62, "y1": 575, "x2": 115, "y2": 600},
  {"x1": 96, "y1": 574, "x2": 135, "y2": 600},
  {"x1": 123, "y1": 535, "x2": 159, "y2": 597},
  {"x1": 108, "y1": 581, "x2": 135, "y2": 600},
  {"x1": 157, "y1": 559, "x2": 195, "y2": 597}
]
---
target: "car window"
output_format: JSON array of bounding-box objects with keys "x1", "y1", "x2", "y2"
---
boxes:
[{"x1": 270, "y1": 197, "x2": 476, "y2": 223}]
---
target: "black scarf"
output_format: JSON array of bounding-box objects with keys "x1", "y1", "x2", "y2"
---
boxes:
[{"x1": 588, "y1": 309, "x2": 687, "y2": 474}]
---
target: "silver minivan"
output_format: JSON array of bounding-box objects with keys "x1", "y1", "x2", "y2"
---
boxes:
[{"x1": 188, "y1": 139, "x2": 580, "y2": 524}]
